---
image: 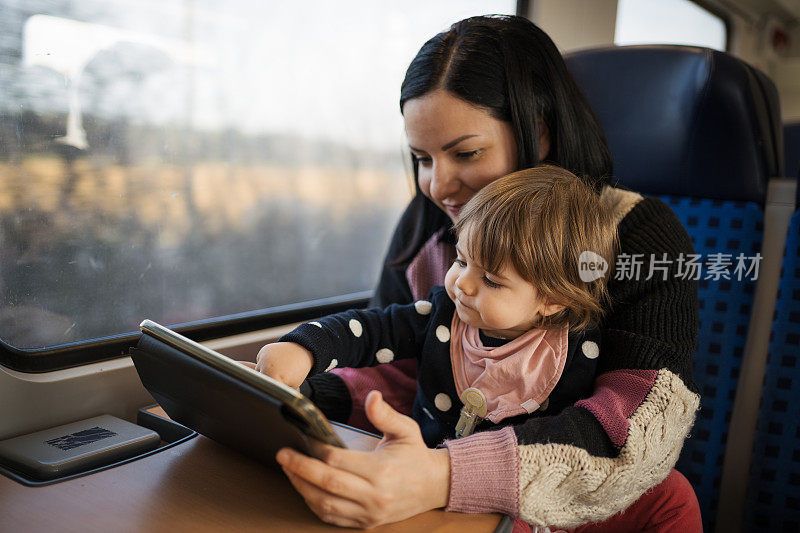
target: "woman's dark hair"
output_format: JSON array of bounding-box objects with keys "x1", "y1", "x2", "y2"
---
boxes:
[{"x1": 392, "y1": 14, "x2": 613, "y2": 266}]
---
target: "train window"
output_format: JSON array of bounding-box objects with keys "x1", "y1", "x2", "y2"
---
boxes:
[
  {"x1": 614, "y1": 0, "x2": 727, "y2": 51},
  {"x1": 0, "y1": 1, "x2": 516, "y2": 364}
]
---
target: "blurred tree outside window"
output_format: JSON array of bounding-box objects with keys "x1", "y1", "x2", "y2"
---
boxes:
[{"x1": 0, "y1": 0, "x2": 515, "y2": 350}]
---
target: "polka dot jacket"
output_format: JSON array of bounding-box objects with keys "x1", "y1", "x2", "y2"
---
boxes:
[{"x1": 280, "y1": 286, "x2": 599, "y2": 447}]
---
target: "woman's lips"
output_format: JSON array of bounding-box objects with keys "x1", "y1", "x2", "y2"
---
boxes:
[{"x1": 444, "y1": 204, "x2": 462, "y2": 217}]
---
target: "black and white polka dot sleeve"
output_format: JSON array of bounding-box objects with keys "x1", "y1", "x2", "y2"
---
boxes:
[{"x1": 279, "y1": 293, "x2": 441, "y2": 376}]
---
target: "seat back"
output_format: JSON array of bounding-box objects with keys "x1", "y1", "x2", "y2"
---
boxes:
[
  {"x1": 565, "y1": 45, "x2": 782, "y2": 530},
  {"x1": 744, "y1": 177, "x2": 800, "y2": 531},
  {"x1": 786, "y1": 121, "x2": 800, "y2": 179}
]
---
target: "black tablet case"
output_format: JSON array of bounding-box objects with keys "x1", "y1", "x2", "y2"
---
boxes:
[{"x1": 132, "y1": 333, "x2": 314, "y2": 469}]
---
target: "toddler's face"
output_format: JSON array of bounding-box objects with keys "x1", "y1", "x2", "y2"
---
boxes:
[{"x1": 444, "y1": 224, "x2": 563, "y2": 339}]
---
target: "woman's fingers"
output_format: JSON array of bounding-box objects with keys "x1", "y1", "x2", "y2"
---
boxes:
[
  {"x1": 277, "y1": 447, "x2": 375, "y2": 500},
  {"x1": 282, "y1": 470, "x2": 372, "y2": 528},
  {"x1": 364, "y1": 390, "x2": 425, "y2": 444},
  {"x1": 279, "y1": 449, "x2": 389, "y2": 528},
  {"x1": 306, "y1": 440, "x2": 386, "y2": 479},
  {"x1": 276, "y1": 394, "x2": 450, "y2": 528}
]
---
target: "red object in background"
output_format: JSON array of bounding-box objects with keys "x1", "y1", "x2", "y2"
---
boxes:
[{"x1": 772, "y1": 27, "x2": 790, "y2": 53}]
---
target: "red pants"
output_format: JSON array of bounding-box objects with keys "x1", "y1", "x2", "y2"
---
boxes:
[{"x1": 512, "y1": 469, "x2": 702, "y2": 533}]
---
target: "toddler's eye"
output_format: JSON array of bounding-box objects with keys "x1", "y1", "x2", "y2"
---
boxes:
[{"x1": 482, "y1": 276, "x2": 502, "y2": 289}]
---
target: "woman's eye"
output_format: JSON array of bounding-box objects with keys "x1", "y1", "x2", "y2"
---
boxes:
[
  {"x1": 454, "y1": 259, "x2": 467, "y2": 267},
  {"x1": 482, "y1": 276, "x2": 502, "y2": 289},
  {"x1": 414, "y1": 155, "x2": 432, "y2": 166},
  {"x1": 456, "y1": 149, "x2": 481, "y2": 160}
]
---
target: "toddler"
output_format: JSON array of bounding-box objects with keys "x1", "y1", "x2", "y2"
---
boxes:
[{"x1": 255, "y1": 165, "x2": 615, "y2": 447}]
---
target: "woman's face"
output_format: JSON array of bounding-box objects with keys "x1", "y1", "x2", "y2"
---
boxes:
[{"x1": 403, "y1": 90, "x2": 519, "y2": 221}]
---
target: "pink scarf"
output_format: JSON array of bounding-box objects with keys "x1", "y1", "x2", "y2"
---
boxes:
[{"x1": 449, "y1": 313, "x2": 569, "y2": 423}]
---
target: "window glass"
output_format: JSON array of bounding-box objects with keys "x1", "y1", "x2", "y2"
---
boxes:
[
  {"x1": 0, "y1": 0, "x2": 516, "y2": 351},
  {"x1": 614, "y1": 0, "x2": 726, "y2": 51}
]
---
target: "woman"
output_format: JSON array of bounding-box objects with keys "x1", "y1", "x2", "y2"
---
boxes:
[{"x1": 277, "y1": 15, "x2": 702, "y2": 530}]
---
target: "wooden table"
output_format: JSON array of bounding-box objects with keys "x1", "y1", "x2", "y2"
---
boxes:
[{"x1": 0, "y1": 407, "x2": 504, "y2": 532}]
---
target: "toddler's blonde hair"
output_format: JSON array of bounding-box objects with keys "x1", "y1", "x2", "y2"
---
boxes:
[{"x1": 453, "y1": 165, "x2": 616, "y2": 331}]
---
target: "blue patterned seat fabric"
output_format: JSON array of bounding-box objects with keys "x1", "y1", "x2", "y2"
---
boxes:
[
  {"x1": 661, "y1": 197, "x2": 762, "y2": 525},
  {"x1": 566, "y1": 45, "x2": 782, "y2": 530},
  {"x1": 744, "y1": 181, "x2": 800, "y2": 532}
]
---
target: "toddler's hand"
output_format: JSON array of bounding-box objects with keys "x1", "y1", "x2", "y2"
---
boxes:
[{"x1": 254, "y1": 342, "x2": 314, "y2": 389}]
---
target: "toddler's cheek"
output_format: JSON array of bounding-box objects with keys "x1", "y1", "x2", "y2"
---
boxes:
[
  {"x1": 445, "y1": 286, "x2": 456, "y2": 303},
  {"x1": 444, "y1": 270, "x2": 458, "y2": 299}
]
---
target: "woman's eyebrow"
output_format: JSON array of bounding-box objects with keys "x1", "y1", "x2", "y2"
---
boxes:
[
  {"x1": 441, "y1": 134, "x2": 478, "y2": 151},
  {"x1": 408, "y1": 134, "x2": 479, "y2": 153}
]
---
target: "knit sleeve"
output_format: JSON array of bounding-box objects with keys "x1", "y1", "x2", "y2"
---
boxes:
[
  {"x1": 279, "y1": 295, "x2": 440, "y2": 377},
  {"x1": 446, "y1": 198, "x2": 700, "y2": 528}
]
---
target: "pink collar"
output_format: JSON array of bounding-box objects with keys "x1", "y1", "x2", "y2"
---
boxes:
[{"x1": 449, "y1": 313, "x2": 569, "y2": 423}]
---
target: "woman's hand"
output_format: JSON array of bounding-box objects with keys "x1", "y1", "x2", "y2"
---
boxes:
[
  {"x1": 253, "y1": 342, "x2": 314, "y2": 389},
  {"x1": 276, "y1": 390, "x2": 451, "y2": 528}
]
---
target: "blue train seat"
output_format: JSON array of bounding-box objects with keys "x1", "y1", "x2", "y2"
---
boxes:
[
  {"x1": 743, "y1": 172, "x2": 800, "y2": 531},
  {"x1": 565, "y1": 45, "x2": 782, "y2": 531}
]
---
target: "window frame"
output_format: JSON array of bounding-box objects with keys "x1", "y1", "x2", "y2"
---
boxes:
[{"x1": 0, "y1": 291, "x2": 371, "y2": 373}]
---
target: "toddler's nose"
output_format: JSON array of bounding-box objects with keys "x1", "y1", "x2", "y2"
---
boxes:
[{"x1": 456, "y1": 273, "x2": 476, "y2": 296}]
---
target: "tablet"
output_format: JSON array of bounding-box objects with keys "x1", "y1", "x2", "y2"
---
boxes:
[{"x1": 131, "y1": 319, "x2": 345, "y2": 468}]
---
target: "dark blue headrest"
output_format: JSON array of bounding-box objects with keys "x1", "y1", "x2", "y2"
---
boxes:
[
  {"x1": 785, "y1": 121, "x2": 800, "y2": 180},
  {"x1": 565, "y1": 46, "x2": 782, "y2": 205}
]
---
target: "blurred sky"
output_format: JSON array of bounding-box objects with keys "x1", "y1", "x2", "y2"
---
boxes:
[
  {"x1": 22, "y1": 0, "x2": 516, "y2": 151},
  {"x1": 21, "y1": 0, "x2": 725, "y2": 152}
]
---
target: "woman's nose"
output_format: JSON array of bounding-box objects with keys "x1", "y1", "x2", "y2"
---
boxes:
[{"x1": 429, "y1": 162, "x2": 460, "y2": 200}]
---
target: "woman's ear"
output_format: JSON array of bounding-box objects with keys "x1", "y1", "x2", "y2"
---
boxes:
[{"x1": 538, "y1": 117, "x2": 551, "y2": 161}]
